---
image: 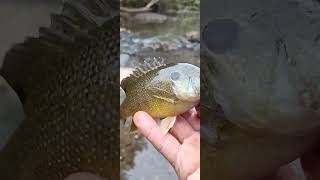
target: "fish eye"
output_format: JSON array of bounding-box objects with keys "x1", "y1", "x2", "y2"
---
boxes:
[{"x1": 170, "y1": 71, "x2": 181, "y2": 81}]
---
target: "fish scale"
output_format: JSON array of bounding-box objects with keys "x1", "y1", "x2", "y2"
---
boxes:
[
  {"x1": 0, "y1": 0, "x2": 120, "y2": 179},
  {"x1": 120, "y1": 61, "x2": 200, "y2": 133}
]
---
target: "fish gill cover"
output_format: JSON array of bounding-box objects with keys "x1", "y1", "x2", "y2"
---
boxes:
[{"x1": 0, "y1": 0, "x2": 120, "y2": 179}]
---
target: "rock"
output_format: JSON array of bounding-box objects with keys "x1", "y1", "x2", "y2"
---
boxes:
[
  {"x1": 120, "y1": 54, "x2": 130, "y2": 66},
  {"x1": 186, "y1": 31, "x2": 200, "y2": 42},
  {"x1": 120, "y1": 67, "x2": 135, "y2": 82},
  {"x1": 121, "y1": 29, "x2": 199, "y2": 54},
  {"x1": 122, "y1": 12, "x2": 169, "y2": 24},
  {"x1": 133, "y1": 12, "x2": 168, "y2": 24}
]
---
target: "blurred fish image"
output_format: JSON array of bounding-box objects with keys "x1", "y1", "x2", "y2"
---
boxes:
[
  {"x1": 200, "y1": 0, "x2": 320, "y2": 179},
  {"x1": 0, "y1": 0, "x2": 120, "y2": 179}
]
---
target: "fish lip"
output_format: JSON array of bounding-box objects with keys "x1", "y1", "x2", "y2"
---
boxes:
[
  {"x1": 189, "y1": 76, "x2": 200, "y2": 98},
  {"x1": 174, "y1": 77, "x2": 200, "y2": 103},
  {"x1": 178, "y1": 93, "x2": 200, "y2": 103},
  {"x1": 174, "y1": 75, "x2": 200, "y2": 102},
  {"x1": 187, "y1": 96, "x2": 200, "y2": 102},
  {"x1": 176, "y1": 91, "x2": 200, "y2": 103}
]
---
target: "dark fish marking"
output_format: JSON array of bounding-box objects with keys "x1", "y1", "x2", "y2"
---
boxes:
[{"x1": 202, "y1": 19, "x2": 239, "y2": 54}]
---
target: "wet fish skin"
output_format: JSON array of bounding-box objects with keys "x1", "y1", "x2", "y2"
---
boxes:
[
  {"x1": 0, "y1": 0, "x2": 120, "y2": 179},
  {"x1": 200, "y1": 67, "x2": 316, "y2": 180},
  {"x1": 201, "y1": 14, "x2": 320, "y2": 136},
  {"x1": 199, "y1": 2, "x2": 320, "y2": 178},
  {"x1": 120, "y1": 61, "x2": 200, "y2": 131}
]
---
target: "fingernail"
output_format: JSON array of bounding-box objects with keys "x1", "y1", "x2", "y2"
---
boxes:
[{"x1": 133, "y1": 111, "x2": 147, "y2": 125}]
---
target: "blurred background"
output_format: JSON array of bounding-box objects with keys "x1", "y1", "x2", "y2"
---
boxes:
[{"x1": 120, "y1": 0, "x2": 199, "y2": 180}]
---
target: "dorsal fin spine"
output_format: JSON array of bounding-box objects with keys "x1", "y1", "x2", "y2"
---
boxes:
[
  {"x1": 120, "y1": 58, "x2": 167, "y2": 91},
  {"x1": 0, "y1": 0, "x2": 119, "y2": 96}
]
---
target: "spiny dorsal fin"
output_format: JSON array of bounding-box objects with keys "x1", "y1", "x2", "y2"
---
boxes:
[
  {"x1": 121, "y1": 58, "x2": 166, "y2": 91},
  {"x1": 0, "y1": 0, "x2": 119, "y2": 99},
  {"x1": 46, "y1": 0, "x2": 118, "y2": 46},
  {"x1": 3, "y1": 0, "x2": 119, "y2": 58}
]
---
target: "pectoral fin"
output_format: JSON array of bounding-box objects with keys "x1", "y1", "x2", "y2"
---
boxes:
[
  {"x1": 122, "y1": 116, "x2": 139, "y2": 134},
  {"x1": 160, "y1": 116, "x2": 177, "y2": 135},
  {"x1": 129, "y1": 122, "x2": 140, "y2": 134}
]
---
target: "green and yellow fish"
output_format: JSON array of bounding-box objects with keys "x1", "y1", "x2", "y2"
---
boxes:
[{"x1": 120, "y1": 60, "x2": 200, "y2": 134}]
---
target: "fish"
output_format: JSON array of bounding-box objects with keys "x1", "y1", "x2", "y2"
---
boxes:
[
  {"x1": 0, "y1": 0, "x2": 120, "y2": 179},
  {"x1": 199, "y1": 1, "x2": 320, "y2": 179},
  {"x1": 120, "y1": 59, "x2": 200, "y2": 134},
  {"x1": 200, "y1": 52, "x2": 316, "y2": 180}
]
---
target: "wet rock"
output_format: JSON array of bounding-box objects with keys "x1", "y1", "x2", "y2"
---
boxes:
[
  {"x1": 120, "y1": 54, "x2": 130, "y2": 66},
  {"x1": 122, "y1": 12, "x2": 170, "y2": 24},
  {"x1": 186, "y1": 31, "x2": 200, "y2": 43},
  {"x1": 121, "y1": 30, "x2": 199, "y2": 55}
]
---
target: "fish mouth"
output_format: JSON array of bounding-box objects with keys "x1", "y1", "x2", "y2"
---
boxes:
[
  {"x1": 175, "y1": 89, "x2": 200, "y2": 103},
  {"x1": 178, "y1": 77, "x2": 200, "y2": 102},
  {"x1": 185, "y1": 94, "x2": 200, "y2": 102},
  {"x1": 189, "y1": 76, "x2": 200, "y2": 99}
]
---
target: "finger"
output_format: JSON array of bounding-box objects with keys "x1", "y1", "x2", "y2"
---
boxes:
[
  {"x1": 181, "y1": 108, "x2": 200, "y2": 131},
  {"x1": 187, "y1": 168, "x2": 200, "y2": 180},
  {"x1": 169, "y1": 115, "x2": 194, "y2": 143},
  {"x1": 133, "y1": 111, "x2": 181, "y2": 166}
]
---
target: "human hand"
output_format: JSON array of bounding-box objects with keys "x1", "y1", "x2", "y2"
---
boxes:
[{"x1": 133, "y1": 107, "x2": 200, "y2": 180}]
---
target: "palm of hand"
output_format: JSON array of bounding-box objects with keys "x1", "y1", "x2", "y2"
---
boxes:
[{"x1": 133, "y1": 108, "x2": 200, "y2": 180}]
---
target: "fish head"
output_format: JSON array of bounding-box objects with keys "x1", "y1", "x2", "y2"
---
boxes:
[
  {"x1": 167, "y1": 63, "x2": 200, "y2": 103},
  {"x1": 173, "y1": 64, "x2": 200, "y2": 102}
]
